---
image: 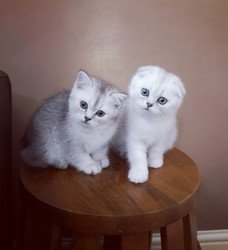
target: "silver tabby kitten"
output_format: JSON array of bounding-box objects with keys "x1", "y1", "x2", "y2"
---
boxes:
[{"x1": 22, "y1": 71, "x2": 127, "y2": 175}]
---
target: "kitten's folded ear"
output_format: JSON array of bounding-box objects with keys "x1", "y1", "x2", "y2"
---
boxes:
[
  {"x1": 172, "y1": 76, "x2": 186, "y2": 99},
  {"x1": 74, "y1": 70, "x2": 93, "y2": 89},
  {"x1": 110, "y1": 92, "x2": 128, "y2": 107}
]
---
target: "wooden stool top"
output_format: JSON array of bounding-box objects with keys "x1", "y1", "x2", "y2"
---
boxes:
[{"x1": 20, "y1": 148, "x2": 200, "y2": 234}]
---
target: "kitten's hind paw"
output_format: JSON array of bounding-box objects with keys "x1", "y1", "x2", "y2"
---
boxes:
[
  {"x1": 128, "y1": 168, "x2": 148, "y2": 184},
  {"x1": 101, "y1": 157, "x2": 110, "y2": 168},
  {"x1": 54, "y1": 164, "x2": 68, "y2": 170},
  {"x1": 52, "y1": 160, "x2": 68, "y2": 169},
  {"x1": 149, "y1": 158, "x2": 163, "y2": 169}
]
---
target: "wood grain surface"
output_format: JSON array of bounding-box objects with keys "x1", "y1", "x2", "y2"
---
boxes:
[{"x1": 20, "y1": 148, "x2": 200, "y2": 235}]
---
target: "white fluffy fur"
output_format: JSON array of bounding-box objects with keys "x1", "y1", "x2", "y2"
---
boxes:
[{"x1": 112, "y1": 66, "x2": 186, "y2": 183}]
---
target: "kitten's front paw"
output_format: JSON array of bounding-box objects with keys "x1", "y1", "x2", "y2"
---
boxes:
[
  {"x1": 101, "y1": 157, "x2": 110, "y2": 168},
  {"x1": 83, "y1": 163, "x2": 102, "y2": 175},
  {"x1": 149, "y1": 158, "x2": 163, "y2": 169},
  {"x1": 128, "y1": 168, "x2": 148, "y2": 184}
]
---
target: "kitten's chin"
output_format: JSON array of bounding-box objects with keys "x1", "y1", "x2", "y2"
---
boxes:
[{"x1": 140, "y1": 107, "x2": 164, "y2": 118}]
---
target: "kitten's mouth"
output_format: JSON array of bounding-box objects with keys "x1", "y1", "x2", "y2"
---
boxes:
[{"x1": 81, "y1": 120, "x2": 90, "y2": 125}]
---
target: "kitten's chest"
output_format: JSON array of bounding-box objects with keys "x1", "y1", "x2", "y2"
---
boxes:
[
  {"x1": 77, "y1": 128, "x2": 113, "y2": 153},
  {"x1": 131, "y1": 118, "x2": 171, "y2": 145},
  {"x1": 83, "y1": 132, "x2": 104, "y2": 149}
]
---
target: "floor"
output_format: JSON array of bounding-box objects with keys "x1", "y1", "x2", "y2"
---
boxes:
[{"x1": 201, "y1": 243, "x2": 228, "y2": 250}]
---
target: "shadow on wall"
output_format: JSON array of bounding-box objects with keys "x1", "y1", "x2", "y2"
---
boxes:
[{"x1": 12, "y1": 94, "x2": 40, "y2": 238}]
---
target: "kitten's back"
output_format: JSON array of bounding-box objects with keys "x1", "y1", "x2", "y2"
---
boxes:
[{"x1": 23, "y1": 90, "x2": 70, "y2": 147}]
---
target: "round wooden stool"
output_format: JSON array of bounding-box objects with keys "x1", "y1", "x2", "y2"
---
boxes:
[{"x1": 20, "y1": 148, "x2": 200, "y2": 250}]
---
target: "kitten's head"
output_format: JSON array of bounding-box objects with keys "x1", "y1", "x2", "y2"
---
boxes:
[
  {"x1": 69, "y1": 70, "x2": 127, "y2": 128},
  {"x1": 129, "y1": 66, "x2": 186, "y2": 118}
]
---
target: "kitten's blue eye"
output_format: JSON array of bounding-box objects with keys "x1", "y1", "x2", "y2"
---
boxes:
[
  {"x1": 157, "y1": 97, "x2": 168, "y2": 105},
  {"x1": 80, "y1": 101, "x2": 88, "y2": 109},
  {"x1": 96, "y1": 110, "x2": 105, "y2": 117},
  {"x1": 141, "y1": 88, "x2": 150, "y2": 97}
]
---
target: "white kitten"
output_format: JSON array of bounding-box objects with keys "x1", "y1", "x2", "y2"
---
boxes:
[
  {"x1": 22, "y1": 71, "x2": 127, "y2": 175},
  {"x1": 112, "y1": 66, "x2": 186, "y2": 183}
]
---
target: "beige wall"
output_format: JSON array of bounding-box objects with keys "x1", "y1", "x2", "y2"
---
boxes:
[{"x1": 1, "y1": 0, "x2": 228, "y2": 230}]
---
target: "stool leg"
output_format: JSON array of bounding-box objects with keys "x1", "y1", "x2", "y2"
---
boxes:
[
  {"x1": 103, "y1": 235, "x2": 121, "y2": 250},
  {"x1": 160, "y1": 219, "x2": 184, "y2": 250},
  {"x1": 148, "y1": 231, "x2": 153, "y2": 248},
  {"x1": 21, "y1": 209, "x2": 55, "y2": 250},
  {"x1": 183, "y1": 209, "x2": 200, "y2": 250},
  {"x1": 121, "y1": 231, "x2": 151, "y2": 250},
  {"x1": 71, "y1": 232, "x2": 102, "y2": 250},
  {"x1": 50, "y1": 225, "x2": 63, "y2": 250}
]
